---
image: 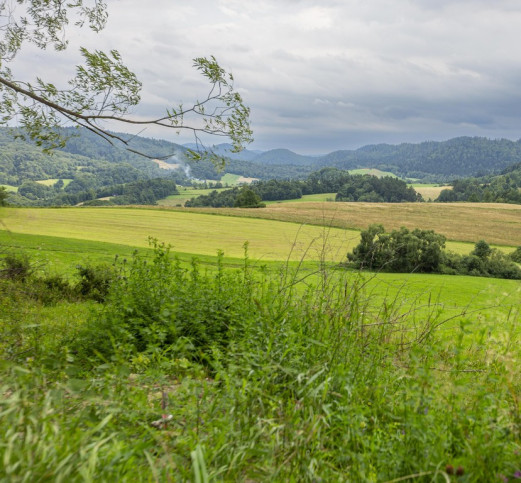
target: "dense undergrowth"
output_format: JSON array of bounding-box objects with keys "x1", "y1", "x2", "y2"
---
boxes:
[{"x1": 1, "y1": 241, "x2": 521, "y2": 482}]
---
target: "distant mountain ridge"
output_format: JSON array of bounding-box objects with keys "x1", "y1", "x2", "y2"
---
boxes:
[
  {"x1": 3, "y1": 127, "x2": 521, "y2": 187},
  {"x1": 197, "y1": 137, "x2": 521, "y2": 181}
]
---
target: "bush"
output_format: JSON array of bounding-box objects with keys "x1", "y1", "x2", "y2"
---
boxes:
[
  {"x1": 0, "y1": 252, "x2": 33, "y2": 282},
  {"x1": 75, "y1": 263, "x2": 115, "y2": 302},
  {"x1": 74, "y1": 241, "x2": 259, "y2": 364},
  {"x1": 510, "y1": 246, "x2": 521, "y2": 263},
  {"x1": 347, "y1": 227, "x2": 521, "y2": 279}
]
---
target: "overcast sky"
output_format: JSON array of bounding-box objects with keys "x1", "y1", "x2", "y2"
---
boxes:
[{"x1": 15, "y1": 0, "x2": 521, "y2": 154}]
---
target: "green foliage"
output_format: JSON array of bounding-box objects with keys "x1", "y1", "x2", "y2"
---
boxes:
[
  {"x1": 74, "y1": 241, "x2": 258, "y2": 362},
  {"x1": 319, "y1": 136, "x2": 521, "y2": 181},
  {"x1": 0, "y1": 4, "x2": 251, "y2": 159},
  {"x1": 0, "y1": 185, "x2": 9, "y2": 205},
  {"x1": 1, "y1": 246, "x2": 521, "y2": 481},
  {"x1": 0, "y1": 251, "x2": 34, "y2": 282},
  {"x1": 347, "y1": 224, "x2": 446, "y2": 273},
  {"x1": 510, "y1": 246, "x2": 521, "y2": 263},
  {"x1": 436, "y1": 164, "x2": 521, "y2": 204},
  {"x1": 347, "y1": 226, "x2": 521, "y2": 279},
  {"x1": 471, "y1": 239, "x2": 492, "y2": 259},
  {"x1": 186, "y1": 167, "x2": 421, "y2": 207},
  {"x1": 336, "y1": 174, "x2": 420, "y2": 202},
  {"x1": 233, "y1": 187, "x2": 265, "y2": 208},
  {"x1": 75, "y1": 263, "x2": 115, "y2": 302}
]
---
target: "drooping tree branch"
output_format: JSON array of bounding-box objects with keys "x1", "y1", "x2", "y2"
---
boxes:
[{"x1": 0, "y1": 1, "x2": 252, "y2": 163}]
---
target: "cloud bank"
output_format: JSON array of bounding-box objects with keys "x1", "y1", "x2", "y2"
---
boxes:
[{"x1": 12, "y1": 0, "x2": 521, "y2": 153}]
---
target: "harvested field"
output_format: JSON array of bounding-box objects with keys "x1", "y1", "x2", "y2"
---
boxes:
[{"x1": 179, "y1": 202, "x2": 521, "y2": 246}]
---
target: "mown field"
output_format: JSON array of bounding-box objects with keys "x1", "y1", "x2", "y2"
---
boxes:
[
  {"x1": 180, "y1": 201, "x2": 521, "y2": 248},
  {"x1": 411, "y1": 184, "x2": 450, "y2": 201}
]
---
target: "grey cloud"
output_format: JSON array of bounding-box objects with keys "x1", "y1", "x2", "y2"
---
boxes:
[{"x1": 9, "y1": 0, "x2": 521, "y2": 153}]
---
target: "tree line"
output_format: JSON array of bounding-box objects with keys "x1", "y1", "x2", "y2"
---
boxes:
[{"x1": 186, "y1": 168, "x2": 420, "y2": 207}]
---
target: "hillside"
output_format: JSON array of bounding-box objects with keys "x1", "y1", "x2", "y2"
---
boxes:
[
  {"x1": 249, "y1": 148, "x2": 315, "y2": 165},
  {"x1": 316, "y1": 137, "x2": 521, "y2": 181},
  {"x1": 3, "y1": 128, "x2": 521, "y2": 193},
  {"x1": 436, "y1": 161, "x2": 521, "y2": 203}
]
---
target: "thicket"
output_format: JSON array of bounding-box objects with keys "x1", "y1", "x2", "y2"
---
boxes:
[
  {"x1": 1, "y1": 243, "x2": 521, "y2": 480},
  {"x1": 347, "y1": 225, "x2": 521, "y2": 279}
]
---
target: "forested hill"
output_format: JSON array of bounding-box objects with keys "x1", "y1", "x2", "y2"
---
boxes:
[
  {"x1": 3, "y1": 127, "x2": 521, "y2": 186},
  {"x1": 436, "y1": 161, "x2": 521, "y2": 203},
  {"x1": 54, "y1": 127, "x2": 187, "y2": 164},
  {"x1": 315, "y1": 137, "x2": 521, "y2": 181}
]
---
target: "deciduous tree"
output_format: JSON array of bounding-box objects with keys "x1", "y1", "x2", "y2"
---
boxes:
[{"x1": 0, "y1": 1, "x2": 252, "y2": 162}]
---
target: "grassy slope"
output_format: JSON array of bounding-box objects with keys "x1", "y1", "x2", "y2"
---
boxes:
[
  {"x1": 349, "y1": 168, "x2": 398, "y2": 177},
  {"x1": 35, "y1": 178, "x2": 73, "y2": 187},
  {"x1": 158, "y1": 187, "x2": 228, "y2": 207},
  {"x1": 1, "y1": 229, "x2": 518, "y2": 331},
  {"x1": 412, "y1": 185, "x2": 450, "y2": 200},
  {"x1": 0, "y1": 207, "x2": 361, "y2": 262},
  {"x1": 1, "y1": 184, "x2": 18, "y2": 192},
  {"x1": 179, "y1": 202, "x2": 521, "y2": 248}
]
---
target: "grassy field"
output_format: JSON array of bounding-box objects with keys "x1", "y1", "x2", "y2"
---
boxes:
[
  {"x1": 1, "y1": 184, "x2": 18, "y2": 192},
  {"x1": 349, "y1": 168, "x2": 398, "y2": 178},
  {"x1": 220, "y1": 173, "x2": 241, "y2": 185},
  {"x1": 0, "y1": 207, "x2": 363, "y2": 262},
  {"x1": 2, "y1": 205, "x2": 521, "y2": 481},
  {"x1": 1, "y1": 228, "x2": 518, "y2": 316},
  {"x1": 35, "y1": 178, "x2": 73, "y2": 187},
  {"x1": 412, "y1": 184, "x2": 451, "y2": 201},
  {"x1": 181, "y1": 201, "x2": 521, "y2": 248},
  {"x1": 157, "y1": 186, "x2": 227, "y2": 207},
  {"x1": 265, "y1": 192, "x2": 337, "y2": 204}
]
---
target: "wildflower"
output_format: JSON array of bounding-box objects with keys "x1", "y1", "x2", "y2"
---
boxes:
[
  {"x1": 456, "y1": 466, "x2": 464, "y2": 476},
  {"x1": 445, "y1": 465, "x2": 454, "y2": 475}
]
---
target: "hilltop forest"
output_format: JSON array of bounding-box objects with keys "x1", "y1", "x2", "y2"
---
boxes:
[{"x1": 3, "y1": 127, "x2": 521, "y2": 206}]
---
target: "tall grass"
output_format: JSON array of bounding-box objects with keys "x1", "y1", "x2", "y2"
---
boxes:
[{"x1": 1, "y1": 241, "x2": 520, "y2": 481}]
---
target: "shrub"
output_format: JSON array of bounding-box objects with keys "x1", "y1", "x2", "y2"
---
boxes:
[
  {"x1": 0, "y1": 252, "x2": 33, "y2": 282},
  {"x1": 510, "y1": 246, "x2": 521, "y2": 263},
  {"x1": 347, "y1": 224, "x2": 446, "y2": 273},
  {"x1": 74, "y1": 241, "x2": 259, "y2": 364},
  {"x1": 75, "y1": 263, "x2": 115, "y2": 302}
]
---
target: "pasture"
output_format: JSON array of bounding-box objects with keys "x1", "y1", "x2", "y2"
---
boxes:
[
  {"x1": 0, "y1": 207, "x2": 361, "y2": 261},
  {"x1": 157, "y1": 186, "x2": 228, "y2": 207},
  {"x1": 411, "y1": 184, "x2": 451, "y2": 201},
  {"x1": 35, "y1": 178, "x2": 73, "y2": 187},
  {"x1": 181, "y1": 201, "x2": 521, "y2": 248},
  {"x1": 1, "y1": 184, "x2": 18, "y2": 192}
]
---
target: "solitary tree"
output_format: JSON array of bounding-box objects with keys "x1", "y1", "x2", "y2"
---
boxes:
[{"x1": 0, "y1": 1, "x2": 252, "y2": 162}]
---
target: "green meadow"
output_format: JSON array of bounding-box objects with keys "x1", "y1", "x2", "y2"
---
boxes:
[
  {"x1": 158, "y1": 186, "x2": 228, "y2": 207},
  {"x1": 2, "y1": 203, "x2": 521, "y2": 481},
  {"x1": 35, "y1": 178, "x2": 73, "y2": 187}
]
